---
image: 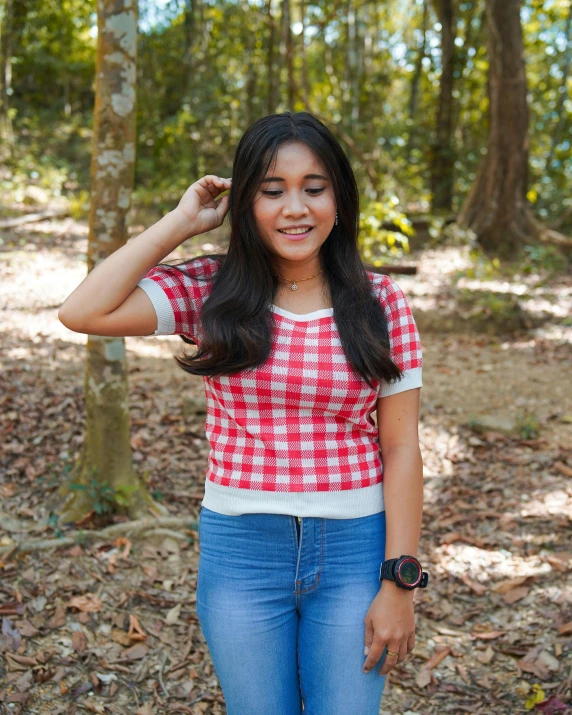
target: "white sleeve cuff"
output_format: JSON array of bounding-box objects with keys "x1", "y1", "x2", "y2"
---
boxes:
[
  {"x1": 378, "y1": 366, "x2": 422, "y2": 398},
  {"x1": 137, "y1": 277, "x2": 176, "y2": 335}
]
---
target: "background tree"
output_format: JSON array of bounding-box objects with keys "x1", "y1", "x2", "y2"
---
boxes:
[
  {"x1": 457, "y1": 0, "x2": 571, "y2": 257},
  {"x1": 430, "y1": 0, "x2": 457, "y2": 213},
  {"x1": 54, "y1": 0, "x2": 164, "y2": 522}
]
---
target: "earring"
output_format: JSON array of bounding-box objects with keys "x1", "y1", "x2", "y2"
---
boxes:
[{"x1": 335, "y1": 212, "x2": 338, "y2": 226}]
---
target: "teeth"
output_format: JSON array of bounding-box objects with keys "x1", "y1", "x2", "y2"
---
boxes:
[{"x1": 278, "y1": 227, "x2": 312, "y2": 235}]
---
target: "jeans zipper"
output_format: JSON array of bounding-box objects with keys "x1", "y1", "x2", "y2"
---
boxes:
[{"x1": 296, "y1": 516, "x2": 302, "y2": 544}]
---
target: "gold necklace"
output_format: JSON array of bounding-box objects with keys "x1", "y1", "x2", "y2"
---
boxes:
[{"x1": 273, "y1": 269, "x2": 324, "y2": 291}]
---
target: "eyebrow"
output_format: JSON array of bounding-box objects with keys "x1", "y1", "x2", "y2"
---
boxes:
[{"x1": 260, "y1": 174, "x2": 330, "y2": 183}]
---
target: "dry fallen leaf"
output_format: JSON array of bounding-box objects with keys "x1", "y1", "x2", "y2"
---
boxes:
[
  {"x1": 124, "y1": 643, "x2": 148, "y2": 660},
  {"x1": 503, "y1": 585, "x2": 530, "y2": 604},
  {"x1": 72, "y1": 630, "x2": 87, "y2": 653},
  {"x1": 115, "y1": 536, "x2": 132, "y2": 559},
  {"x1": 165, "y1": 602, "x2": 182, "y2": 625},
  {"x1": 491, "y1": 576, "x2": 532, "y2": 594},
  {"x1": 475, "y1": 645, "x2": 495, "y2": 665},
  {"x1": 128, "y1": 614, "x2": 147, "y2": 642},
  {"x1": 469, "y1": 630, "x2": 505, "y2": 640},
  {"x1": 557, "y1": 620, "x2": 572, "y2": 635},
  {"x1": 111, "y1": 629, "x2": 132, "y2": 647},
  {"x1": 67, "y1": 594, "x2": 103, "y2": 613}
]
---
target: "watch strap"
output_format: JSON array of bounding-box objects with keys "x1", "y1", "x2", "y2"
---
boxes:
[{"x1": 379, "y1": 557, "x2": 398, "y2": 582}]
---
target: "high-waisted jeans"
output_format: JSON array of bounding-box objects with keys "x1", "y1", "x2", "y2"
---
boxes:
[{"x1": 196, "y1": 505, "x2": 388, "y2": 714}]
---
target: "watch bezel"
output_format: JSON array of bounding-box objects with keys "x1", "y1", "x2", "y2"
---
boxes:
[{"x1": 395, "y1": 556, "x2": 422, "y2": 589}]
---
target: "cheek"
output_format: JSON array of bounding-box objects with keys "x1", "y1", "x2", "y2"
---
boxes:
[
  {"x1": 316, "y1": 193, "x2": 336, "y2": 216},
  {"x1": 252, "y1": 201, "x2": 275, "y2": 230}
]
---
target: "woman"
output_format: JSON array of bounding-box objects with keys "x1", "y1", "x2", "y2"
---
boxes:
[{"x1": 59, "y1": 111, "x2": 426, "y2": 714}]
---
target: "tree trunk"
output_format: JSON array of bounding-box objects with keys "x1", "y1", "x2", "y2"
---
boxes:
[
  {"x1": 300, "y1": 0, "x2": 310, "y2": 106},
  {"x1": 282, "y1": 0, "x2": 295, "y2": 109},
  {"x1": 55, "y1": 0, "x2": 163, "y2": 523},
  {"x1": 457, "y1": 0, "x2": 540, "y2": 257},
  {"x1": 0, "y1": 0, "x2": 14, "y2": 155},
  {"x1": 244, "y1": 0, "x2": 257, "y2": 127},
  {"x1": 546, "y1": 1, "x2": 572, "y2": 171},
  {"x1": 405, "y1": 0, "x2": 428, "y2": 162},
  {"x1": 266, "y1": 0, "x2": 278, "y2": 115},
  {"x1": 430, "y1": 0, "x2": 456, "y2": 212},
  {"x1": 183, "y1": 0, "x2": 196, "y2": 101}
]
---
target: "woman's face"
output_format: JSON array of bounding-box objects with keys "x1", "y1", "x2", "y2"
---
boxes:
[{"x1": 252, "y1": 141, "x2": 336, "y2": 274}]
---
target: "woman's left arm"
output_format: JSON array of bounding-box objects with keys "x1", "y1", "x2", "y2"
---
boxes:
[{"x1": 363, "y1": 387, "x2": 423, "y2": 675}]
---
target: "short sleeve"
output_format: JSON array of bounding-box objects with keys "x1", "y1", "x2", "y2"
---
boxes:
[
  {"x1": 376, "y1": 276, "x2": 423, "y2": 397},
  {"x1": 136, "y1": 256, "x2": 218, "y2": 338}
]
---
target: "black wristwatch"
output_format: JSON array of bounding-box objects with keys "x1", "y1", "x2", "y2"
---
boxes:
[{"x1": 379, "y1": 555, "x2": 429, "y2": 590}]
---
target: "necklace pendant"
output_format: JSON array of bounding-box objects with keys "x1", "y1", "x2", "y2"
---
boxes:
[{"x1": 291, "y1": 282, "x2": 298, "y2": 290}]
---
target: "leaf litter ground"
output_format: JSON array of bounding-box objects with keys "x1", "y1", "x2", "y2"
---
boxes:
[{"x1": 0, "y1": 217, "x2": 571, "y2": 714}]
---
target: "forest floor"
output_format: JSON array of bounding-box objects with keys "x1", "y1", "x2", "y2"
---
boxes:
[{"x1": 1, "y1": 214, "x2": 571, "y2": 715}]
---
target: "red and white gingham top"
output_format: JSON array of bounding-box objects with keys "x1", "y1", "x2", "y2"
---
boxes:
[{"x1": 137, "y1": 256, "x2": 422, "y2": 518}]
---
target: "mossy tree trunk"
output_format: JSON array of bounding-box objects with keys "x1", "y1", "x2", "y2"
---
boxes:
[{"x1": 56, "y1": 0, "x2": 165, "y2": 523}]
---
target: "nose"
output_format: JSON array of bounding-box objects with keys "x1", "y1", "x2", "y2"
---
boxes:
[{"x1": 282, "y1": 191, "x2": 310, "y2": 218}]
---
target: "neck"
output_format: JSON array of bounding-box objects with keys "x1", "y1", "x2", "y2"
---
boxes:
[{"x1": 272, "y1": 257, "x2": 323, "y2": 280}]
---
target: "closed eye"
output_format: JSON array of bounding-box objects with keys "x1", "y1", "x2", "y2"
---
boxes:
[{"x1": 263, "y1": 189, "x2": 325, "y2": 197}]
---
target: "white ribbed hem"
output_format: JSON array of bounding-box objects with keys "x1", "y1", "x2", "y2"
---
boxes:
[
  {"x1": 137, "y1": 277, "x2": 176, "y2": 335},
  {"x1": 201, "y1": 479, "x2": 384, "y2": 518},
  {"x1": 378, "y1": 366, "x2": 422, "y2": 397}
]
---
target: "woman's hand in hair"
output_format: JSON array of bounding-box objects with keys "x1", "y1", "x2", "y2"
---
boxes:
[{"x1": 175, "y1": 175, "x2": 232, "y2": 236}]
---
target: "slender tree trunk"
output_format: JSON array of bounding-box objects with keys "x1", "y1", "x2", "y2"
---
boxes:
[
  {"x1": 430, "y1": 0, "x2": 456, "y2": 212},
  {"x1": 266, "y1": 0, "x2": 278, "y2": 114},
  {"x1": 300, "y1": 0, "x2": 310, "y2": 106},
  {"x1": 405, "y1": 0, "x2": 429, "y2": 161},
  {"x1": 457, "y1": 0, "x2": 541, "y2": 256},
  {"x1": 344, "y1": 0, "x2": 357, "y2": 130},
  {"x1": 282, "y1": 0, "x2": 295, "y2": 109},
  {"x1": 546, "y1": 1, "x2": 572, "y2": 171},
  {"x1": 244, "y1": 5, "x2": 258, "y2": 126},
  {"x1": 0, "y1": 0, "x2": 14, "y2": 155},
  {"x1": 183, "y1": 0, "x2": 195, "y2": 101},
  {"x1": 56, "y1": 0, "x2": 163, "y2": 523}
]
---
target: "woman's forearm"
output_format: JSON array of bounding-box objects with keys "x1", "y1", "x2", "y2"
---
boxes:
[
  {"x1": 58, "y1": 208, "x2": 196, "y2": 322},
  {"x1": 382, "y1": 444, "x2": 424, "y2": 560}
]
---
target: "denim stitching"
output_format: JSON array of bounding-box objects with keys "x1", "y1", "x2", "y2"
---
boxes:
[{"x1": 295, "y1": 518, "x2": 324, "y2": 595}]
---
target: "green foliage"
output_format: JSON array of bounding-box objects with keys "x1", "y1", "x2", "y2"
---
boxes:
[
  {"x1": 68, "y1": 189, "x2": 91, "y2": 220},
  {"x1": 456, "y1": 288, "x2": 532, "y2": 334},
  {"x1": 47, "y1": 512, "x2": 64, "y2": 539},
  {"x1": 69, "y1": 473, "x2": 139, "y2": 515},
  {"x1": 358, "y1": 198, "x2": 414, "y2": 264},
  {"x1": 451, "y1": 242, "x2": 570, "y2": 285},
  {"x1": 516, "y1": 412, "x2": 540, "y2": 440},
  {"x1": 519, "y1": 244, "x2": 569, "y2": 275},
  {"x1": 452, "y1": 248, "x2": 503, "y2": 283},
  {"x1": 3, "y1": 0, "x2": 571, "y2": 239}
]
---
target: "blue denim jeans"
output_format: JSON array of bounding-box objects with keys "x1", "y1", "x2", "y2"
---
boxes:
[{"x1": 196, "y1": 506, "x2": 388, "y2": 714}]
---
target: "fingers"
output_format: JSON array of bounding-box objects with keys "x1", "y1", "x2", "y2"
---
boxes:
[
  {"x1": 191, "y1": 175, "x2": 231, "y2": 206},
  {"x1": 363, "y1": 635, "x2": 415, "y2": 676},
  {"x1": 199, "y1": 175, "x2": 232, "y2": 194},
  {"x1": 377, "y1": 643, "x2": 401, "y2": 676},
  {"x1": 362, "y1": 640, "x2": 384, "y2": 674}
]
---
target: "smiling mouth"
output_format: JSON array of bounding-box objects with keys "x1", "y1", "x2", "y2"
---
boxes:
[{"x1": 277, "y1": 227, "x2": 314, "y2": 235}]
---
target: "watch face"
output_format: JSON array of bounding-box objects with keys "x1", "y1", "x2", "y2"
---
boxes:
[{"x1": 398, "y1": 559, "x2": 420, "y2": 586}]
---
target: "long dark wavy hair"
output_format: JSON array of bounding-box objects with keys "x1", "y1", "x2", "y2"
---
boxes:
[{"x1": 159, "y1": 111, "x2": 404, "y2": 391}]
